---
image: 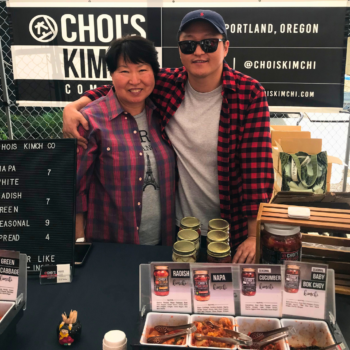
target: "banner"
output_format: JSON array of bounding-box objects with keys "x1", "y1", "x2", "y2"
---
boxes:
[{"x1": 7, "y1": 2, "x2": 349, "y2": 108}]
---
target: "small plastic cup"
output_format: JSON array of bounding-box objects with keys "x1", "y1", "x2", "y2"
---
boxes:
[{"x1": 103, "y1": 330, "x2": 127, "y2": 350}]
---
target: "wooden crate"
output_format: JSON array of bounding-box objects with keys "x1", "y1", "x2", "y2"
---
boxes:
[{"x1": 255, "y1": 203, "x2": 350, "y2": 295}]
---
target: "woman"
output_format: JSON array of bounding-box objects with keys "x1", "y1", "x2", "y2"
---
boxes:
[{"x1": 75, "y1": 36, "x2": 176, "y2": 245}]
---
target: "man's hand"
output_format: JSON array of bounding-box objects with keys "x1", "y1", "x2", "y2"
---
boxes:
[
  {"x1": 232, "y1": 217, "x2": 257, "y2": 264},
  {"x1": 62, "y1": 97, "x2": 91, "y2": 149},
  {"x1": 232, "y1": 236, "x2": 256, "y2": 263}
]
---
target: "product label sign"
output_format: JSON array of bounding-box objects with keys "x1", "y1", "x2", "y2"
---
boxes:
[
  {"x1": 0, "y1": 250, "x2": 20, "y2": 301},
  {"x1": 40, "y1": 265, "x2": 58, "y2": 284},
  {"x1": 40, "y1": 264, "x2": 71, "y2": 284},
  {"x1": 240, "y1": 264, "x2": 282, "y2": 317},
  {"x1": 151, "y1": 262, "x2": 191, "y2": 313},
  {"x1": 282, "y1": 262, "x2": 327, "y2": 319},
  {"x1": 192, "y1": 265, "x2": 235, "y2": 315}
]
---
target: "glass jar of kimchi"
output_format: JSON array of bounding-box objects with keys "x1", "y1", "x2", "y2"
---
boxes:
[
  {"x1": 193, "y1": 270, "x2": 210, "y2": 301},
  {"x1": 285, "y1": 264, "x2": 300, "y2": 293},
  {"x1": 261, "y1": 223, "x2": 301, "y2": 264},
  {"x1": 153, "y1": 266, "x2": 169, "y2": 296},
  {"x1": 242, "y1": 268, "x2": 256, "y2": 296},
  {"x1": 180, "y1": 217, "x2": 201, "y2": 236}
]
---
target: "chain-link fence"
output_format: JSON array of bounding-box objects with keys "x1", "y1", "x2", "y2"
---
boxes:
[
  {"x1": 270, "y1": 113, "x2": 349, "y2": 192},
  {"x1": 0, "y1": 0, "x2": 349, "y2": 191},
  {"x1": 0, "y1": 1, "x2": 63, "y2": 140}
]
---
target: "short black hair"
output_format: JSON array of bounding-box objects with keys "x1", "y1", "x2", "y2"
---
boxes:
[{"x1": 105, "y1": 35, "x2": 159, "y2": 77}]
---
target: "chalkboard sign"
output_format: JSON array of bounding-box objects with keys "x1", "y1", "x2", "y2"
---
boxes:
[{"x1": 0, "y1": 139, "x2": 76, "y2": 273}]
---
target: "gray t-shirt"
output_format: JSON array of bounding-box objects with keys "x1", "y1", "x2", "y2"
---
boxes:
[
  {"x1": 165, "y1": 82, "x2": 223, "y2": 235},
  {"x1": 134, "y1": 110, "x2": 161, "y2": 245}
]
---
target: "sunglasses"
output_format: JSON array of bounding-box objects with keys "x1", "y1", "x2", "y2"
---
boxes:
[{"x1": 178, "y1": 38, "x2": 225, "y2": 55}]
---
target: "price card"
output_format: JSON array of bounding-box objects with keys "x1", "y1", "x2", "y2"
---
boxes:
[
  {"x1": 282, "y1": 262, "x2": 327, "y2": 319},
  {"x1": 0, "y1": 250, "x2": 20, "y2": 301},
  {"x1": 191, "y1": 264, "x2": 235, "y2": 315},
  {"x1": 240, "y1": 264, "x2": 282, "y2": 317},
  {"x1": 150, "y1": 262, "x2": 192, "y2": 313}
]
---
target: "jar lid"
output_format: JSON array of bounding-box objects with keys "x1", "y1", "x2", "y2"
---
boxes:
[
  {"x1": 178, "y1": 229, "x2": 199, "y2": 242},
  {"x1": 154, "y1": 266, "x2": 168, "y2": 270},
  {"x1": 180, "y1": 217, "x2": 200, "y2": 230},
  {"x1": 263, "y1": 223, "x2": 300, "y2": 236},
  {"x1": 207, "y1": 242, "x2": 231, "y2": 257},
  {"x1": 242, "y1": 268, "x2": 255, "y2": 272},
  {"x1": 104, "y1": 330, "x2": 127, "y2": 347},
  {"x1": 207, "y1": 230, "x2": 229, "y2": 243},
  {"x1": 194, "y1": 270, "x2": 209, "y2": 274},
  {"x1": 286, "y1": 264, "x2": 300, "y2": 270},
  {"x1": 173, "y1": 241, "x2": 196, "y2": 256},
  {"x1": 208, "y1": 219, "x2": 229, "y2": 231}
]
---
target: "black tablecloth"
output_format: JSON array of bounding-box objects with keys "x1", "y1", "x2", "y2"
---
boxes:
[{"x1": 6, "y1": 243, "x2": 350, "y2": 350}]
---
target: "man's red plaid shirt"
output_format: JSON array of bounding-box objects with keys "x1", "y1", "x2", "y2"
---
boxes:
[{"x1": 84, "y1": 61, "x2": 274, "y2": 247}]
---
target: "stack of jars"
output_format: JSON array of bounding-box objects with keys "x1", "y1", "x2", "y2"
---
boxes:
[
  {"x1": 172, "y1": 217, "x2": 232, "y2": 263},
  {"x1": 206, "y1": 219, "x2": 231, "y2": 263},
  {"x1": 172, "y1": 217, "x2": 201, "y2": 262}
]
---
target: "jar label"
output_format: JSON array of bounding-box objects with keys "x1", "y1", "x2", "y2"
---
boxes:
[
  {"x1": 154, "y1": 275, "x2": 169, "y2": 292},
  {"x1": 285, "y1": 273, "x2": 299, "y2": 290},
  {"x1": 262, "y1": 246, "x2": 302, "y2": 264},
  {"x1": 242, "y1": 276, "x2": 256, "y2": 293},
  {"x1": 194, "y1": 278, "x2": 210, "y2": 296}
]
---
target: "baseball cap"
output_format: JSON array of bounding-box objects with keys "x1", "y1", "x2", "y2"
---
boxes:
[{"x1": 178, "y1": 10, "x2": 227, "y2": 37}]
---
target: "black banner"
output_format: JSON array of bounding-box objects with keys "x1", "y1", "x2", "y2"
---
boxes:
[{"x1": 7, "y1": 3, "x2": 349, "y2": 108}]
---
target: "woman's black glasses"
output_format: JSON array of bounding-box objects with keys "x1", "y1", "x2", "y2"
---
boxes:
[{"x1": 178, "y1": 39, "x2": 225, "y2": 55}]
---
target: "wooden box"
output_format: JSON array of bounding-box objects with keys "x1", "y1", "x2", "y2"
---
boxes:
[{"x1": 255, "y1": 203, "x2": 350, "y2": 295}]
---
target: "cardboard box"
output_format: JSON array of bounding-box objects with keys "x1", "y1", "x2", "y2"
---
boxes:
[
  {"x1": 271, "y1": 125, "x2": 302, "y2": 132},
  {"x1": 280, "y1": 138, "x2": 322, "y2": 155},
  {"x1": 271, "y1": 130, "x2": 311, "y2": 147},
  {"x1": 272, "y1": 147, "x2": 280, "y2": 172},
  {"x1": 274, "y1": 170, "x2": 282, "y2": 191}
]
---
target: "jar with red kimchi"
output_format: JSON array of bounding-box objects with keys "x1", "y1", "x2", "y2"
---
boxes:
[
  {"x1": 153, "y1": 266, "x2": 169, "y2": 296},
  {"x1": 194, "y1": 270, "x2": 210, "y2": 301},
  {"x1": 261, "y1": 224, "x2": 301, "y2": 264},
  {"x1": 242, "y1": 268, "x2": 256, "y2": 296},
  {"x1": 285, "y1": 264, "x2": 300, "y2": 293}
]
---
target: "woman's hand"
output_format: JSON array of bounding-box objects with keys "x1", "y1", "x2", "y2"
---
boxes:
[{"x1": 63, "y1": 97, "x2": 91, "y2": 149}]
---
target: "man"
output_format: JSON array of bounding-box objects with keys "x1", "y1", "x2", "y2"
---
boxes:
[{"x1": 63, "y1": 9, "x2": 274, "y2": 263}]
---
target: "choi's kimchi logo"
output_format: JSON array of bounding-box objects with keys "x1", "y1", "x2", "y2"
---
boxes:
[{"x1": 29, "y1": 15, "x2": 58, "y2": 42}]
